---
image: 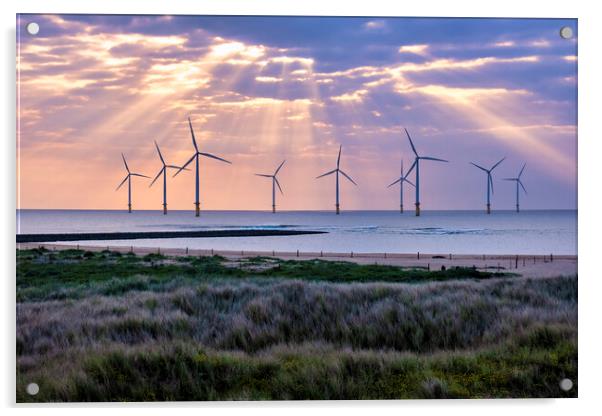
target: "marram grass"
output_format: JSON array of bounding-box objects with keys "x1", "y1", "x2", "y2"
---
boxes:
[{"x1": 16, "y1": 249, "x2": 577, "y2": 401}]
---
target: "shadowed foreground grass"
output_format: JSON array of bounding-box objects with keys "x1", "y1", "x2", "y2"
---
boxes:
[{"x1": 16, "y1": 249, "x2": 576, "y2": 401}]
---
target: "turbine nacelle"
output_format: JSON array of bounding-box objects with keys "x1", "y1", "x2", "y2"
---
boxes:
[
  {"x1": 116, "y1": 154, "x2": 149, "y2": 190},
  {"x1": 503, "y1": 163, "x2": 528, "y2": 194},
  {"x1": 150, "y1": 141, "x2": 188, "y2": 187},
  {"x1": 255, "y1": 160, "x2": 286, "y2": 194},
  {"x1": 470, "y1": 157, "x2": 505, "y2": 195}
]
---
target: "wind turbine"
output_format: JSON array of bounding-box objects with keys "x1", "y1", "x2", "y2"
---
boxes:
[
  {"x1": 404, "y1": 128, "x2": 448, "y2": 216},
  {"x1": 175, "y1": 117, "x2": 232, "y2": 217},
  {"x1": 316, "y1": 145, "x2": 357, "y2": 214},
  {"x1": 387, "y1": 159, "x2": 415, "y2": 213},
  {"x1": 503, "y1": 163, "x2": 527, "y2": 213},
  {"x1": 255, "y1": 160, "x2": 286, "y2": 213},
  {"x1": 116, "y1": 153, "x2": 149, "y2": 213},
  {"x1": 470, "y1": 157, "x2": 505, "y2": 214},
  {"x1": 150, "y1": 141, "x2": 186, "y2": 215}
]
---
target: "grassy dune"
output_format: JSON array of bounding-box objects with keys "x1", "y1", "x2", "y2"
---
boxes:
[{"x1": 16, "y1": 248, "x2": 577, "y2": 401}]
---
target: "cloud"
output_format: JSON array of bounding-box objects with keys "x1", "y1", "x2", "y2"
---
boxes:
[
  {"x1": 330, "y1": 89, "x2": 369, "y2": 103},
  {"x1": 363, "y1": 20, "x2": 387, "y2": 31},
  {"x1": 255, "y1": 76, "x2": 282, "y2": 83},
  {"x1": 398, "y1": 44, "x2": 429, "y2": 55}
]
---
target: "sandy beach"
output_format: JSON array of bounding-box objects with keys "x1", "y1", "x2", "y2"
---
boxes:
[{"x1": 17, "y1": 242, "x2": 577, "y2": 279}]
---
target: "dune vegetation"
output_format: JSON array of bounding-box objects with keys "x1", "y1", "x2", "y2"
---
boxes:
[{"x1": 16, "y1": 248, "x2": 577, "y2": 401}]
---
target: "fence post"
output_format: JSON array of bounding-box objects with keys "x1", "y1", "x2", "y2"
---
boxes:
[
  {"x1": 515, "y1": 255, "x2": 518, "y2": 269},
  {"x1": 384, "y1": 252, "x2": 387, "y2": 259},
  {"x1": 449, "y1": 253, "x2": 452, "y2": 260},
  {"x1": 417, "y1": 252, "x2": 420, "y2": 260},
  {"x1": 296, "y1": 250, "x2": 299, "y2": 257},
  {"x1": 427, "y1": 263, "x2": 430, "y2": 271},
  {"x1": 551, "y1": 253, "x2": 554, "y2": 262},
  {"x1": 320, "y1": 250, "x2": 323, "y2": 257}
]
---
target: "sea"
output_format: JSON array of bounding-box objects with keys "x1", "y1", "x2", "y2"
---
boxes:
[{"x1": 16, "y1": 210, "x2": 577, "y2": 255}]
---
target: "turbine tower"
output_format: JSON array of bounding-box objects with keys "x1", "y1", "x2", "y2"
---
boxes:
[
  {"x1": 387, "y1": 159, "x2": 415, "y2": 213},
  {"x1": 116, "y1": 153, "x2": 149, "y2": 213},
  {"x1": 175, "y1": 117, "x2": 231, "y2": 217},
  {"x1": 150, "y1": 141, "x2": 186, "y2": 215},
  {"x1": 316, "y1": 145, "x2": 357, "y2": 214},
  {"x1": 255, "y1": 160, "x2": 286, "y2": 213},
  {"x1": 470, "y1": 157, "x2": 505, "y2": 214},
  {"x1": 404, "y1": 128, "x2": 448, "y2": 216},
  {"x1": 503, "y1": 163, "x2": 527, "y2": 213}
]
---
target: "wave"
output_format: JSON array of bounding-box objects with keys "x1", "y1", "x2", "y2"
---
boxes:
[
  {"x1": 396, "y1": 227, "x2": 489, "y2": 235},
  {"x1": 139, "y1": 224, "x2": 300, "y2": 231}
]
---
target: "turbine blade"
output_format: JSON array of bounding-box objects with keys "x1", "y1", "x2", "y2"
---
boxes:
[
  {"x1": 404, "y1": 128, "x2": 419, "y2": 157},
  {"x1": 174, "y1": 154, "x2": 196, "y2": 177},
  {"x1": 339, "y1": 169, "x2": 357, "y2": 186},
  {"x1": 387, "y1": 178, "x2": 401, "y2": 188},
  {"x1": 154, "y1": 140, "x2": 165, "y2": 165},
  {"x1": 405, "y1": 159, "x2": 417, "y2": 176},
  {"x1": 166, "y1": 165, "x2": 187, "y2": 171},
  {"x1": 274, "y1": 160, "x2": 286, "y2": 176},
  {"x1": 121, "y1": 153, "x2": 130, "y2": 173},
  {"x1": 316, "y1": 169, "x2": 337, "y2": 179},
  {"x1": 489, "y1": 174, "x2": 494, "y2": 194},
  {"x1": 470, "y1": 162, "x2": 488, "y2": 172},
  {"x1": 336, "y1": 145, "x2": 342, "y2": 169},
  {"x1": 274, "y1": 177, "x2": 283, "y2": 194},
  {"x1": 519, "y1": 180, "x2": 527, "y2": 194},
  {"x1": 199, "y1": 152, "x2": 231, "y2": 164},
  {"x1": 130, "y1": 173, "x2": 150, "y2": 178},
  {"x1": 115, "y1": 175, "x2": 128, "y2": 191},
  {"x1": 502, "y1": 178, "x2": 516, "y2": 181},
  {"x1": 519, "y1": 163, "x2": 526, "y2": 178},
  {"x1": 255, "y1": 174, "x2": 272, "y2": 178},
  {"x1": 421, "y1": 156, "x2": 448, "y2": 163},
  {"x1": 188, "y1": 117, "x2": 199, "y2": 152},
  {"x1": 402, "y1": 177, "x2": 415, "y2": 187},
  {"x1": 490, "y1": 157, "x2": 506, "y2": 171},
  {"x1": 149, "y1": 167, "x2": 164, "y2": 187}
]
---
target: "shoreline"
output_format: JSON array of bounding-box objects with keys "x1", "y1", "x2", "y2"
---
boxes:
[{"x1": 17, "y1": 242, "x2": 577, "y2": 279}]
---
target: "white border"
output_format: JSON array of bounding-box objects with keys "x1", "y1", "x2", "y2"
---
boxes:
[{"x1": 3, "y1": 0, "x2": 601, "y2": 414}]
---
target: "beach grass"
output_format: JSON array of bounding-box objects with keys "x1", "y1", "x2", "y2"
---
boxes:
[{"x1": 16, "y1": 248, "x2": 577, "y2": 401}]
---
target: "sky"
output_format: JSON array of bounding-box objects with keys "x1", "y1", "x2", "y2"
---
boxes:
[{"x1": 16, "y1": 14, "x2": 577, "y2": 211}]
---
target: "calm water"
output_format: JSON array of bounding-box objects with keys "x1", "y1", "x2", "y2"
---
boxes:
[{"x1": 16, "y1": 210, "x2": 577, "y2": 255}]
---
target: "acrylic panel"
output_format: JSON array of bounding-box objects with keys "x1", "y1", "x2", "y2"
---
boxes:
[{"x1": 16, "y1": 14, "x2": 577, "y2": 401}]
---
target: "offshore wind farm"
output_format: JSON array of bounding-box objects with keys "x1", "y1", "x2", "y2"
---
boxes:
[{"x1": 16, "y1": 14, "x2": 577, "y2": 402}]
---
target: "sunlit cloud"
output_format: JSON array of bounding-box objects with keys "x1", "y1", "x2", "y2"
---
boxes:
[
  {"x1": 363, "y1": 20, "x2": 387, "y2": 31},
  {"x1": 493, "y1": 41, "x2": 515, "y2": 47},
  {"x1": 330, "y1": 89, "x2": 369, "y2": 103},
  {"x1": 398, "y1": 44, "x2": 429, "y2": 55},
  {"x1": 255, "y1": 76, "x2": 282, "y2": 83}
]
